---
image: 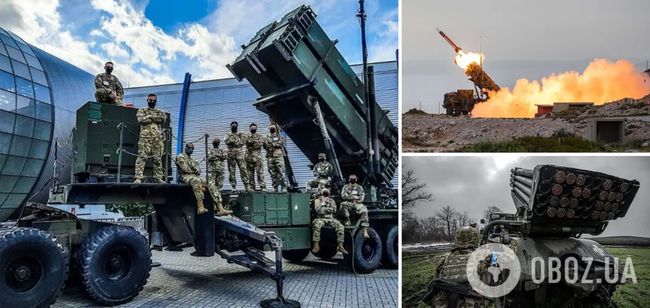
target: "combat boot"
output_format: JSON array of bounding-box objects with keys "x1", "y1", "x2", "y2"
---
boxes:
[
  {"x1": 216, "y1": 203, "x2": 233, "y2": 216},
  {"x1": 273, "y1": 186, "x2": 279, "y2": 193},
  {"x1": 231, "y1": 185, "x2": 238, "y2": 193},
  {"x1": 312, "y1": 241, "x2": 320, "y2": 254},
  {"x1": 196, "y1": 199, "x2": 209, "y2": 215},
  {"x1": 133, "y1": 178, "x2": 142, "y2": 184},
  {"x1": 362, "y1": 227, "x2": 369, "y2": 238},
  {"x1": 343, "y1": 218, "x2": 351, "y2": 226},
  {"x1": 337, "y1": 242, "x2": 348, "y2": 255}
]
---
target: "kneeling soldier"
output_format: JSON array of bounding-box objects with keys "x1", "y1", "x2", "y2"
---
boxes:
[{"x1": 312, "y1": 188, "x2": 348, "y2": 255}]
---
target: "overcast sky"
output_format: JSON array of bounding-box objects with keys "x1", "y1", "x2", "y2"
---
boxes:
[
  {"x1": 403, "y1": 155, "x2": 650, "y2": 237},
  {"x1": 402, "y1": 0, "x2": 650, "y2": 113}
]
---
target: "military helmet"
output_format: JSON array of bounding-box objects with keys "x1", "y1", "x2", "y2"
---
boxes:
[
  {"x1": 318, "y1": 153, "x2": 326, "y2": 160},
  {"x1": 454, "y1": 226, "x2": 479, "y2": 247}
]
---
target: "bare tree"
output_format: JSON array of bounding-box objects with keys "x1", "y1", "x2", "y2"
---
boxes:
[
  {"x1": 457, "y1": 212, "x2": 471, "y2": 227},
  {"x1": 483, "y1": 206, "x2": 503, "y2": 220},
  {"x1": 436, "y1": 205, "x2": 456, "y2": 240},
  {"x1": 402, "y1": 169, "x2": 433, "y2": 209}
]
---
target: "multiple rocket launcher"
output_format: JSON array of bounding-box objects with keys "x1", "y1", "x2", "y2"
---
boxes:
[{"x1": 509, "y1": 165, "x2": 640, "y2": 236}]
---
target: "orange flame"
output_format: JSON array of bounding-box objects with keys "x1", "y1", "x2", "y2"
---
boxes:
[
  {"x1": 472, "y1": 59, "x2": 650, "y2": 118},
  {"x1": 455, "y1": 50, "x2": 484, "y2": 70}
]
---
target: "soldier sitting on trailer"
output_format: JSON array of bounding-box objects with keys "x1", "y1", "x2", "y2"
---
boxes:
[
  {"x1": 307, "y1": 152, "x2": 333, "y2": 195},
  {"x1": 311, "y1": 188, "x2": 348, "y2": 255},
  {"x1": 175, "y1": 143, "x2": 210, "y2": 215},
  {"x1": 340, "y1": 174, "x2": 369, "y2": 238}
]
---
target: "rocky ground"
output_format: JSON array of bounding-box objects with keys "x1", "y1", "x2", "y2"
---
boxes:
[{"x1": 403, "y1": 95, "x2": 650, "y2": 152}]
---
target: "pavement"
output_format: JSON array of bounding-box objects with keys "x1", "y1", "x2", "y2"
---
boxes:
[{"x1": 55, "y1": 249, "x2": 398, "y2": 308}]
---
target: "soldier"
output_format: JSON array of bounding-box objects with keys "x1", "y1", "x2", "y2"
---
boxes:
[
  {"x1": 265, "y1": 124, "x2": 286, "y2": 192},
  {"x1": 175, "y1": 143, "x2": 208, "y2": 215},
  {"x1": 94, "y1": 61, "x2": 124, "y2": 105},
  {"x1": 225, "y1": 121, "x2": 250, "y2": 192},
  {"x1": 207, "y1": 138, "x2": 232, "y2": 216},
  {"x1": 311, "y1": 188, "x2": 348, "y2": 255},
  {"x1": 175, "y1": 143, "x2": 232, "y2": 216},
  {"x1": 340, "y1": 174, "x2": 369, "y2": 238},
  {"x1": 424, "y1": 226, "x2": 484, "y2": 308},
  {"x1": 308, "y1": 153, "x2": 333, "y2": 193},
  {"x1": 134, "y1": 94, "x2": 166, "y2": 183},
  {"x1": 245, "y1": 123, "x2": 266, "y2": 191}
]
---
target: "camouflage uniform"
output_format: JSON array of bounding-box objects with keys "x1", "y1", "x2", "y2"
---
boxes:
[
  {"x1": 94, "y1": 72, "x2": 124, "y2": 105},
  {"x1": 175, "y1": 152, "x2": 206, "y2": 213},
  {"x1": 134, "y1": 107, "x2": 166, "y2": 182},
  {"x1": 309, "y1": 159, "x2": 333, "y2": 193},
  {"x1": 340, "y1": 183, "x2": 369, "y2": 227},
  {"x1": 245, "y1": 132, "x2": 266, "y2": 191},
  {"x1": 225, "y1": 132, "x2": 250, "y2": 191},
  {"x1": 207, "y1": 147, "x2": 227, "y2": 207},
  {"x1": 429, "y1": 226, "x2": 484, "y2": 308},
  {"x1": 265, "y1": 131, "x2": 286, "y2": 191},
  {"x1": 312, "y1": 195, "x2": 345, "y2": 243}
]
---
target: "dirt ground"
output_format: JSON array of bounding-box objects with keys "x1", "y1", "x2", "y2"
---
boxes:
[{"x1": 403, "y1": 96, "x2": 650, "y2": 152}]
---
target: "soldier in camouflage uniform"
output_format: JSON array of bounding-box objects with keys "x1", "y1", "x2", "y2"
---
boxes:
[
  {"x1": 134, "y1": 94, "x2": 166, "y2": 183},
  {"x1": 424, "y1": 226, "x2": 484, "y2": 308},
  {"x1": 265, "y1": 124, "x2": 286, "y2": 192},
  {"x1": 224, "y1": 121, "x2": 250, "y2": 192},
  {"x1": 245, "y1": 123, "x2": 266, "y2": 191},
  {"x1": 175, "y1": 143, "x2": 208, "y2": 215},
  {"x1": 308, "y1": 153, "x2": 333, "y2": 194},
  {"x1": 340, "y1": 174, "x2": 369, "y2": 238},
  {"x1": 207, "y1": 138, "x2": 232, "y2": 216},
  {"x1": 311, "y1": 189, "x2": 348, "y2": 255},
  {"x1": 94, "y1": 61, "x2": 124, "y2": 105}
]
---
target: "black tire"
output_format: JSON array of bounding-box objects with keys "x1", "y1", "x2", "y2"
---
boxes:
[
  {"x1": 79, "y1": 225, "x2": 151, "y2": 306},
  {"x1": 382, "y1": 225, "x2": 398, "y2": 268},
  {"x1": 0, "y1": 227, "x2": 67, "y2": 307},
  {"x1": 351, "y1": 227, "x2": 383, "y2": 274},
  {"x1": 282, "y1": 249, "x2": 310, "y2": 263}
]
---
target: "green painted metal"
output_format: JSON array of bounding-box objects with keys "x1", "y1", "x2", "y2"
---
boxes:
[
  {"x1": 227, "y1": 5, "x2": 398, "y2": 188},
  {"x1": 72, "y1": 102, "x2": 172, "y2": 181},
  {"x1": 264, "y1": 227, "x2": 311, "y2": 250},
  {"x1": 234, "y1": 191, "x2": 311, "y2": 227}
]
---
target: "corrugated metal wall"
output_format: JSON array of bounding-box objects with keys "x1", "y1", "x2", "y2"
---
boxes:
[{"x1": 124, "y1": 61, "x2": 398, "y2": 187}]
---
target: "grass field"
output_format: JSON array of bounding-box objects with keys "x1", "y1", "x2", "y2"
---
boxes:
[{"x1": 402, "y1": 246, "x2": 650, "y2": 307}]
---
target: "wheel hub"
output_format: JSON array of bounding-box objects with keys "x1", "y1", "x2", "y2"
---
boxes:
[
  {"x1": 14, "y1": 265, "x2": 31, "y2": 281},
  {"x1": 5, "y1": 257, "x2": 43, "y2": 292}
]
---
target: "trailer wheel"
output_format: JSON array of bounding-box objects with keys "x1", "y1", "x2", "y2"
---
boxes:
[
  {"x1": 351, "y1": 227, "x2": 382, "y2": 274},
  {"x1": 282, "y1": 249, "x2": 310, "y2": 263},
  {"x1": 0, "y1": 227, "x2": 67, "y2": 307},
  {"x1": 79, "y1": 225, "x2": 151, "y2": 305},
  {"x1": 382, "y1": 225, "x2": 398, "y2": 268}
]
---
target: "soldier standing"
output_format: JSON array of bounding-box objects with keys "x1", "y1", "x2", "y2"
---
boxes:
[
  {"x1": 308, "y1": 153, "x2": 333, "y2": 193},
  {"x1": 134, "y1": 94, "x2": 166, "y2": 183},
  {"x1": 311, "y1": 189, "x2": 348, "y2": 255},
  {"x1": 207, "y1": 138, "x2": 232, "y2": 216},
  {"x1": 424, "y1": 226, "x2": 484, "y2": 307},
  {"x1": 265, "y1": 124, "x2": 286, "y2": 192},
  {"x1": 175, "y1": 143, "x2": 208, "y2": 215},
  {"x1": 225, "y1": 121, "x2": 250, "y2": 192},
  {"x1": 340, "y1": 174, "x2": 369, "y2": 238},
  {"x1": 94, "y1": 61, "x2": 124, "y2": 105},
  {"x1": 245, "y1": 123, "x2": 266, "y2": 191}
]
